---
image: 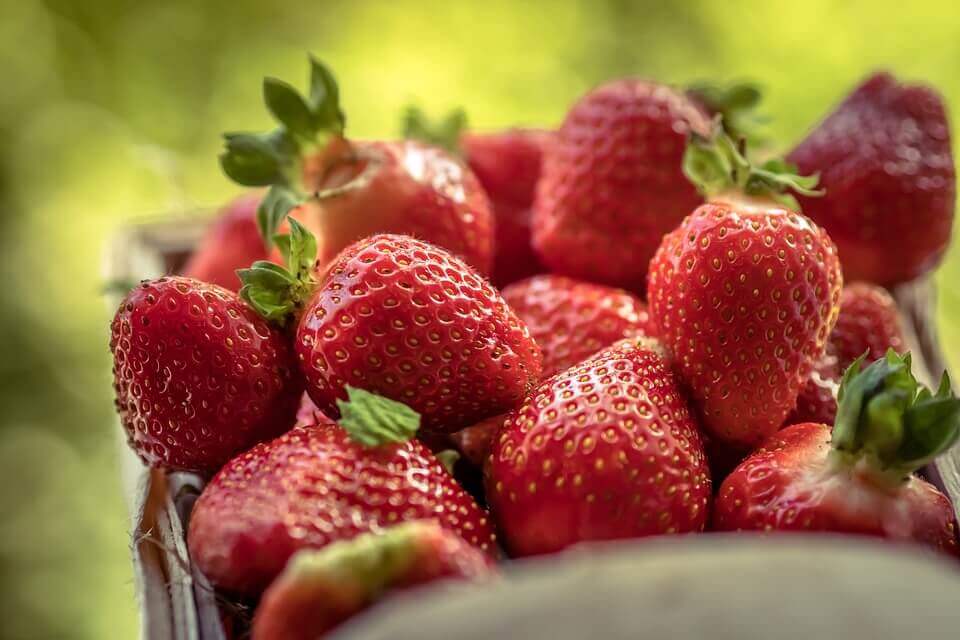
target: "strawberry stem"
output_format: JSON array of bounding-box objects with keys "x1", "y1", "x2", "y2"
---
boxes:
[
  {"x1": 336, "y1": 386, "x2": 421, "y2": 447},
  {"x1": 682, "y1": 129, "x2": 823, "y2": 210},
  {"x1": 237, "y1": 216, "x2": 317, "y2": 323},
  {"x1": 830, "y1": 350, "x2": 960, "y2": 483}
]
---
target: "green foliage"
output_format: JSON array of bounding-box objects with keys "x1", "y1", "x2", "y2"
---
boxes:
[
  {"x1": 336, "y1": 386, "x2": 421, "y2": 447},
  {"x1": 238, "y1": 217, "x2": 317, "y2": 323},
  {"x1": 402, "y1": 105, "x2": 468, "y2": 153}
]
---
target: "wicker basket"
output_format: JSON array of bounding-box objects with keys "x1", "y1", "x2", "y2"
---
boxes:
[{"x1": 104, "y1": 217, "x2": 960, "y2": 640}]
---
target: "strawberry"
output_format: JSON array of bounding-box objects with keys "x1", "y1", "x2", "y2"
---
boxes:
[
  {"x1": 829, "y1": 282, "x2": 907, "y2": 371},
  {"x1": 486, "y1": 337, "x2": 711, "y2": 557},
  {"x1": 785, "y1": 353, "x2": 840, "y2": 426},
  {"x1": 182, "y1": 192, "x2": 269, "y2": 291},
  {"x1": 714, "y1": 351, "x2": 960, "y2": 558},
  {"x1": 532, "y1": 78, "x2": 712, "y2": 291},
  {"x1": 648, "y1": 132, "x2": 842, "y2": 448},
  {"x1": 451, "y1": 413, "x2": 506, "y2": 468},
  {"x1": 221, "y1": 57, "x2": 494, "y2": 274},
  {"x1": 403, "y1": 108, "x2": 549, "y2": 286},
  {"x1": 110, "y1": 276, "x2": 301, "y2": 473},
  {"x1": 238, "y1": 224, "x2": 542, "y2": 434},
  {"x1": 787, "y1": 72, "x2": 955, "y2": 286},
  {"x1": 187, "y1": 388, "x2": 497, "y2": 596},
  {"x1": 251, "y1": 521, "x2": 494, "y2": 640},
  {"x1": 501, "y1": 274, "x2": 654, "y2": 378}
]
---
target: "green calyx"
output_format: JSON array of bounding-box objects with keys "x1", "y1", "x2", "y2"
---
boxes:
[
  {"x1": 401, "y1": 105, "x2": 467, "y2": 154},
  {"x1": 830, "y1": 350, "x2": 960, "y2": 484},
  {"x1": 682, "y1": 129, "x2": 823, "y2": 210},
  {"x1": 435, "y1": 450, "x2": 461, "y2": 475},
  {"x1": 336, "y1": 386, "x2": 421, "y2": 448},
  {"x1": 285, "y1": 521, "x2": 434, "y2": 596},
  {"x1": 687, "y1": 81, "x2": 769, "y2": 145},
  {"x1": 220, "y1": 56, "x2": 346, "y2": 247},
  {"x1": 236, "y1": 216, "x2": 317, "y2": 323}
]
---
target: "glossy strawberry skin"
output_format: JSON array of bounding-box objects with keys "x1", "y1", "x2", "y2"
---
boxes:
[
  {"x1": 648, "y1": 201, "x2": 843, "y2": 449},
  {"x1": 182, "y1": 192, "x2": 268, "y2": 291},
  {"x1": 486, "y1": 340, "x2": 711, "y2": 557},
  {"x1": 713, "y1": 423, "x2": 960, "y2": 557},
  {"x1": 829, "y1": 282, "x2": 906, "y2": 371},
  {"x1": 187, "y1": 423, "x2": 497, "y2": 596},
  {"x1": 295, "y1": 234, "x2": 542, "y2": 435},
  {"x1": 110, "y1": 277, "x2": 301, "y2": 473},
  {"x1": 295, "y1": 139, "x2": 494, "y2": 275},
  {"x1": 533, "y1": 79, "x2": 711, "y2": 291},
  {"x1": 787, "y1": 72, "x2": 955, "y2": 286},
  {"x1": 785, "y1": 354, "x2": 840, "y2": 426},
  {"x1": 462, "y1": 130, "x2": 550, "y2": 286},
  {"x1": 251, "y1": 523, "x2": 493, "y2": 640},
  {"x1": 502, "y1": 275, "x2": 654, "y2": 378}
]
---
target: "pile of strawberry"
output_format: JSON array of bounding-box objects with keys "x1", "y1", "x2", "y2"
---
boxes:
[{"x1": 111, "y1": 58, "x2": 960, "y2": 638}]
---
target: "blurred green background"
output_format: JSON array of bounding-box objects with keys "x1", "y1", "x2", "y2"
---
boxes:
[{"x1": 2, "y1": 1, "x2": 959, "y2": 638}]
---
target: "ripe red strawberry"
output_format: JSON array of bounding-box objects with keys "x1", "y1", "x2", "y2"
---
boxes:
[
  {"x1": 451, "y1": 413, "x2": 506, "y2": 468},
  {"x1": 785, "y1": 354, "x2": 840, "y2": 426},
  {"x1": 714, "y1": 352, "x2": 960, "y2": 557},
  {"x1": 532, "y1": 79, "x2": 711, "y2": 291},
  {"x1": 110, "y1": 276, "x2": 301, "y2": 473},
  {"x1": 251, "y1": 521, "x2": 493, "y2": 640},
  {"x1": 403, "y1": 109, "x2": 549, "y2": 286},
  {"x1": 188, "y1": 388, "x2": 497, "y2": 596},
  {"x1": 648, "y1": 132, "x2": 842, "y2": 448},
  {"x1": 239, "y1": 226, "x2": 542, "y2": 434},
  {"x1": 829, "y1": 282, "x2": 906, "y2": 371},
  {"x1": 486, "y1": 337, "x2": 711, "y2": 557},
  {"x1": 222, "y1": 57, "x2": 494, "y2": 275},
  {"x1": 182, "y1": 192, "x2": 268, "y2": 291},
  {"x1": 787, "y1": 72, "x2": 955, "y2": 285},
  {"x1": 502, "y1": 274, "x2": 654, "y2": 378}
]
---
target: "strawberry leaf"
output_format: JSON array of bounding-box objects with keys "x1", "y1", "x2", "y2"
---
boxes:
[
  {"x1": 264, "y1": 77, "x2": 317, "y2": 140},
  {"x1": 257, "y1": 184, "x2": 306, "y2": 248},
  {"x1": 435, "y1": 450, "x2": 460, "y2": 475},
  {"x1": 309, "y1": 56, "x2": 346, "y2": 135},
  {"x1": 336, "y1": 386, "x2": 421, "y2": 447},
  {"x1": 402, "y1": 105, "x2": 467, "y2": 153},
  {"x1": 687, "y1": 81, "x2": 770, "y2": 145}
]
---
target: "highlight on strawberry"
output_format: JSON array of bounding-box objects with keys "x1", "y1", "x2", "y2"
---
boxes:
[
  {"x1": 714, "y1": 351, "x2": 960, "y2": 557},
  {"x1": 220, "y1": 56, "x2": 495, "y2": 274},
  {"x1": 648, "y1": 129, "x2": 843, "y2": 449}
]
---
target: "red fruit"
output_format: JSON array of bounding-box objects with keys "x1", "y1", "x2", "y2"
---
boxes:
[
  {"x1": 451, "y1": 413, "x2": 506, "y2": 468},
  {"x1": 787, "y1": 72, "x2": 955, "y2": 285},
  {"x1": 486, "y1": 338, "x2": 711, "y2": 557},
  {"x1": 241, "y1": 229, "x2": 542, "y2": 434},
  {"x1": 182, "y1": 192, "x2": 268, "y2": 291},
  {"x1": 829, "y1": 282, "x2": 906, "y2": 371},
  {"x1": 110, "y1": 276, "x2": 301, "y2": 473},
  {"x1": 222, "y1": 58, "x2": 494, "y2": 275},
  {"x1": 785, "y1": 354, "x2": 840, "y2": 426},
  {"x1": 251, "y1": 521, "x2": 493, "y2": 640},
  {"x1": 462, "y1": 129, "x2": 550, "y2": 286},
  {"x1": 714, "y1": 352, "x2": 960, "y2": 558},
  {"x1": 188, "y1": 388, "x2": 497, "y2": 596},
  {"x1": 532, "y1": 79, "x2": 711, "y2": 291},
  {"x1": 648, "y1": 132, "x2": 842, "y2": 448},
  {"x1": 502, "y1": 275, "x2": 654, "y2": 378}
]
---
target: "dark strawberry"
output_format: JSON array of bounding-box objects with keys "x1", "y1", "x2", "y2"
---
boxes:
[
  {"x1": 502, "y1": 274, "x2": 654, "y2": 378},
  {"x1": 830, "y1": 282, "x2": 907, "y2": 371},
  {"x1": 251, "y1": 521, "x2": 494, "y2": 640},
  {"x1": 648, "y1": 131, "x2": 842, "y2": 448},
  {"x1": 239, "y1": 225, "x2": 542, "y2": 434},
  {"x1": 532, "y1": 79, "x2": 711, "y2": 291},
  {"x1": 787, "y1": 72, "x2": 955, "y2": 285},
  {"x1": 110, "y1": 276, "x2": 301, "y2": 473},
  {"x1": 188, "y1": 388, "x2": 497, "y2": 596},
  {"x1": 182, "y1": 192, "x2": 269, "y2": 291},
  {"x1": 714, "y1": 352, "x2": 960, "y2": 557},
  {"x1": 486, "y1": 338, "x2": 711, "y2": 557},
  {"x1": 221, "y1": 57, "x2": 494, "y2": 274},
  {"x1": 451, "y1": 413, "x2": 506, "y2": 468},
  {"x1": 403, "y1": 108, "x2": 549, "y2": 286}
]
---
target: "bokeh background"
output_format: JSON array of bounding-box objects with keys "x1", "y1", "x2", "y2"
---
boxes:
[{"x1": 2, "y1": 1, "x2": 960, "y2": 638}]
